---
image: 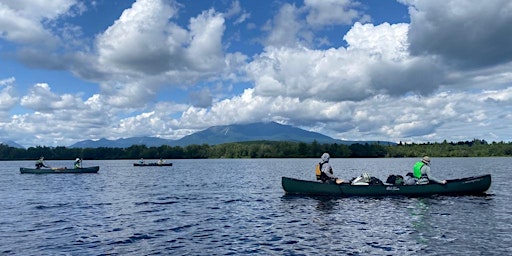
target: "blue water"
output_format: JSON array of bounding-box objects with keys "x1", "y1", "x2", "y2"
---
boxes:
[{"x1": 0, "y1": 158, "x2": 510, "y2": 255}]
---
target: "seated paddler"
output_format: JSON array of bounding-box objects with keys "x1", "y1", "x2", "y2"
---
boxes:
[
  {"x1": 413, "y1": 156, "x2": 447, "y2": 185},
  {"x1": 74, "y1": 158, "x2": 82, "y2": 169},
  {"x1": 35, "y1": 156, "x2": 49, "y2": 169},
  {"x1": 316, "y1": 153, "x2": 345, "y2": 184}
]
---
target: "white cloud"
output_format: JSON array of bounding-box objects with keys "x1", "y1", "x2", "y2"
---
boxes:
[
  {"x1": 7, "y1": 90, "x2": 116, "y2": 146},
  {"x1": 405, "y1": 0, "x2": 512, "y2": 68},
  {"x1": 20, "y1": 83, "x2": 84, "y2": 112},
  {"x1": 0, "y1": 0, "x2": 77, "y2": 47},
  {"x1": 249, "y1": 22, "x2": 431, "y2": 102},
  {"x1": 0, "y1": 77, "x2": 18, "y2": 112},
  {"x1": 96, "y1": 0, "x2": 178, "y2": 75},
  {"x1": 2, "y1": 0, "x2": 512, "y2": 147},
  {"x1": 304, "y1": 0, "x2": 363, "y2": 27},
  {"x1": 264, "y1": 4, "x2": 303, "y2": 48},
  {"x1": 1, "y1": 0, "x2": 78, "y2": 19},
  {"x1": 186, "y1": 9, "x2": 226, "y2": 72},
  {"x1": 92, "y1": 0, "x2": 232, "y2": 109}
]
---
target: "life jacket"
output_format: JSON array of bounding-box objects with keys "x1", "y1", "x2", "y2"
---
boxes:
[
  {"x1": 315, "y1": 162, "x2": 332, "y2": 182},
  {"x1": 315, "y1": 162, "x2": 323, "y2": 180},
  {"x1": 413, "y1": 161, "x2": 425, "y2": 179}
]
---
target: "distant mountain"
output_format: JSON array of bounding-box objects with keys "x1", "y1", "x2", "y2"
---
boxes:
[
  {"x1": 68, "y1": 122, "x2": 395, "y2": 148},
  {"x1": 0, "y1": 140, "x2": 24, "y2": 149},
  {"x1": 69, "y1": 136, "x2": 171, "y2": 148},
  {"x1": 173, "y1": 122, "x2": 344, "y2": 146}
]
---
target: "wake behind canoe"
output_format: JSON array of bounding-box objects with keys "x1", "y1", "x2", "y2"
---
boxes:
[
  {"x1": 282, "y1": 174, "x2": 491, "y2": 197},
  {"x1": 20, "y1": 166, "x2": 100, "y2": 174}
]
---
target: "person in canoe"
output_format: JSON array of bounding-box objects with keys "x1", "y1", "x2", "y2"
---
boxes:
[
  {"x1": 74, "y1": 158, "x2": 82, "y2": 169},
  {"x1": 413, "y1": 156, "x2": 447, "y2": 184},
  {"x1": 35, "y1": 156, "x2": 49, "y2": 169},
  {"x1": 157, "y1": 158, "x2": 164, "y2": 165},
  {"x1": 316, "y1": 153, "x2": 345, "y2": 184}
]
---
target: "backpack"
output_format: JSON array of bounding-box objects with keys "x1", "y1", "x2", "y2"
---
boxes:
[
  {"x1": 386, "y1": 174, "x2": 404, "y2": 185},
  {"x1": 386, "y1": 175, "x2": 397, "y2": 184},
  {"x1": 394, "y1": 175, "x2": 404, "y2": 185},
  {"x1": 369, "y1": 176, "x2": 384, "y2": 185}
]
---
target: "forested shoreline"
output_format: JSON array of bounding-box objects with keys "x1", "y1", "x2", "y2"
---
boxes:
[{"x1": 1, "y1": 139, "x2": 511, "y2": 160}]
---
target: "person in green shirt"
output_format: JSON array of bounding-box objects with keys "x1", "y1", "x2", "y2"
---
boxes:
[{"x1": 413, "y1": 156, "x2": 447, "y2": 184}]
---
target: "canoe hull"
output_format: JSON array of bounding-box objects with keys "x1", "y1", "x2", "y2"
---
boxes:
[
  {"x1": 133, "y1": 163, "x2": 173, "y2": 167},
  {"x1": 282, "y1": 174, "x2": 491, "y2": 197},
  {"x1": 20, "y1": 166, "x2": 100, "y2": 174}
]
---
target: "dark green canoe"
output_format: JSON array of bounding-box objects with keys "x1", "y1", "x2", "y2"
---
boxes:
[
  {"x1": 282, "y1": 174, "x2": 491, "y2": 197},
  {"x1": 20, "y1": 166, "x2": 100, "y2": 174},
  {"x1": 133, "y1": 163, "x2": 173, "y2": 167}
]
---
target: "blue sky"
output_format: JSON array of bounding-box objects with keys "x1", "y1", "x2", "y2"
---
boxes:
[{"x1": 1, "y1": 0, "x2": 511, "y2": 148}]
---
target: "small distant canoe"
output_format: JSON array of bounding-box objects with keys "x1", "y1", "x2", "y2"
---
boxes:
[
  {"x1": 133, "y1": 163, "x2": 173, "y2": 167},
  {"x1": 282, "y1": 174, "x2": 491, "y2": 197},
  {"x1": 20, "y1": 166, "x2": 100, "y2": 174}
]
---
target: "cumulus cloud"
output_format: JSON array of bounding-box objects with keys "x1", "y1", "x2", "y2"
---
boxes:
[
  {"x1": 96, "y1": 0, "x2": 227, "y2": 76},
  {"x1": 264, "y1": 4, "x2": 304, "y2": 48},
  {"x1": 304, "y1": 0, "x2": 366, "y2": 27},
  {"x1": 264, "y1": 0, "x2": 370, "y2": 48},
  {"x1": 405, "y1": 0, "x2": 512, "y2": 68},
  {"x1": 186, "y1": 9, "x2": 226, "y2": 72},
  {"x1": 20, "y1": 83, "x2": 84, "y2": 112},
  {"x1": 0, "y1": 0, "x2": 79, "y2": 47},
  {"x1": 91, "y1": 0, "x2": 232, "y2": 109},
  {"x1": 0, "y1": 77, "x2": 18, "y2": 112},
  {"x1": 249, "y1": 22, "x2": 443, "y2": 102},
  {"x1": 179, "y1": 88, "x2": 355, "y2": 129},
  {"x1": 96, "y1": 0, "x2": 179, "y2": 75},
  {"x1": 2, "y1": 0, "x2": 512, "y2": 147},
  {"x1": 8, "y1": 87, "x2": 115, "y2": 146},
  {"x1": 331, "y1": 89, "x2": 512, "y2": 142}
]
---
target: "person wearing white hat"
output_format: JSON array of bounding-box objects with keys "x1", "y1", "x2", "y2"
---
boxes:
[
  {"x1": 74, "y1": 158, "x2": 82, "y2": 169},
  {"x1": 315, "y1": 153, "x2": 344, "y2": 184},
  {"x1": 413, "y1": 156, "x2": 447, "y2": 184}
]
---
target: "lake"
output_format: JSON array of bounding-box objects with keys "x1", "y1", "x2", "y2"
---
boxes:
[{"x1": 0, "y1": 157, "x2": 510, "y2": 255}]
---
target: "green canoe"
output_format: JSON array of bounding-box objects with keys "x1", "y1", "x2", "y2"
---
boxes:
[
  {"x1": 282, "y1": 174, "x2": 491, "y2": 197},
  {"x1": 20, "y1": 166, "x2": 100, "y2": 174},
  {"x1": 133, "y1": 163, "x2": 173, "y2": 166}
]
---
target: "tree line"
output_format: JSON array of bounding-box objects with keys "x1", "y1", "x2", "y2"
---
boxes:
[{"x1": 1, "y1": 139, "x2": 511, "y2": 160}]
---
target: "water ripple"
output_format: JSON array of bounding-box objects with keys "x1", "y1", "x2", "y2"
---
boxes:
[{"x1": 0, "y1": 158, "x2": 510, "y2": 255}]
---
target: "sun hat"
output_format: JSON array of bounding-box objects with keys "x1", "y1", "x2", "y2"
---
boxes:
[{"x1": 422, "y1": 156, "x2": 430, "y2": 163}]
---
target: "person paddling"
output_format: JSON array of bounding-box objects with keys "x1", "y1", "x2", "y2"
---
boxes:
[
  {"x1": 35, "y1": 157, "x2": 49, "y2": 169},
  {"x1": 74, "y1": 158, "x2": 82, "y2": 169},
  {"x1": 413, "y1": 156, "x2": 447, "y2": 184},
  {"x1": 316, "y1": 153, "x2": 344, "y2": 184}
]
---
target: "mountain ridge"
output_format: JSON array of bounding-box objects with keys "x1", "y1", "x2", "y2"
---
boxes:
[
  {"x1": 0, "y1": 140, "x2": 25, "y2": 149},
  {"x1": 67, "y1": 122, "x2": 394, "y2": 148}
]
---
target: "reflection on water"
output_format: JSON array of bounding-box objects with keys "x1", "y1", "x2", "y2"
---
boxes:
[
  {"x1": 408, "y1": 198, "x2": 432, "y2": 245},
  {"x1": 314, "y1": 197, "x2": 337, "y2": 213}
]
